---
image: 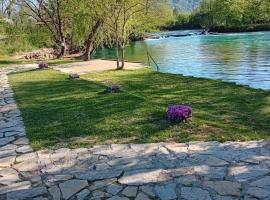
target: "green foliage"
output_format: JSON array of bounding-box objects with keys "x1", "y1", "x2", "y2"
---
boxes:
[
  {"x1": 169, "y1": 0, "x2": 270, "y2": 30},
  {"x1": 0, "y1": 23, "x2": 52, "y2": 55}
]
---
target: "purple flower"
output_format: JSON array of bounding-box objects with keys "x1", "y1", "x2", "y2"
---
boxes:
[
  {"x1": 38, "y1": 62, "x2": 49, "y2": 69},
  {"x1": 167, "y1": 105, "x2": 192, "y2": 123}
]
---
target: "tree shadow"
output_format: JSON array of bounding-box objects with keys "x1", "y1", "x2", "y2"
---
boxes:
[{"x1": 7, "y1": 69, "x2": 270, "y2": 149}]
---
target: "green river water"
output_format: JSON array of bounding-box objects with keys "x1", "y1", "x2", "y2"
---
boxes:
[{"x1": 94, "y1": 31, "x2": 270, "y2": 90}]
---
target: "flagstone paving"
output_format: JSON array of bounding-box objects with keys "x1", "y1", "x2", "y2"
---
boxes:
[{"x1": 0, "y1": 66, "x2": 270, "y2": 200}]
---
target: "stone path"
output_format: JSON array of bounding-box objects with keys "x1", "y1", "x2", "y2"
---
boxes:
[{"x1": 1, "y1": 66, "x2": 270, "y2": 200}]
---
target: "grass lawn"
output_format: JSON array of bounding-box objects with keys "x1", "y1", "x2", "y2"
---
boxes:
[{"x1": 8, "y1": 68, "x2": 270, "y2": 150}]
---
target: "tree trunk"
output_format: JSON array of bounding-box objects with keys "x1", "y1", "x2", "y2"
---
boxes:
[
  {"x1": 83, "y1": 19, "x2": 103, "y2": 61},
  {"x1": 116, "y1": 45, "x2": 125, "y2": 70},
  {"x1": 120, "y1": 45, "x2": 125, "y2": 69},
  {"x1": 57, "y1": 39, "x2": 66, "y2": 58},
  {"x1": 84, "y1": 42, "x2": 94, "y2": 61},
  {"x1": 116, "y1": 45, "x2": 121, "y2": 69}
]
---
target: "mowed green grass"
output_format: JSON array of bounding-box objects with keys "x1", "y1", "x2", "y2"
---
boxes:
[{"x1": 8, "y1": 68, "x2": 270, "y2": 150}]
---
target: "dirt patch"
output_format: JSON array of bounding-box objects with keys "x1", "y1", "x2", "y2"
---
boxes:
[{"x1": 54, "y1": 59, "x2": 145, "y2": 75}]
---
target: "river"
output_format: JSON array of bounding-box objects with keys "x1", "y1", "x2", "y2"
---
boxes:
[{"x1": 94, "y1": 31, "x2": 270, "y2": 90}]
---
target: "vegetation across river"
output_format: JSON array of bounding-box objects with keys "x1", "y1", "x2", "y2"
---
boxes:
[{"x1": 168, "y1": 0, "x2": 270, "y2": 32}]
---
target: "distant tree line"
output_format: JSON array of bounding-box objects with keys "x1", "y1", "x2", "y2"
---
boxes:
[{"x1": 167, "y1": 0, "x2": 270, "y2": 32}]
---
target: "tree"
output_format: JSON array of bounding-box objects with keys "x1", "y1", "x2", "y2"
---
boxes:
[
  {"x1": 0, "y1": 0, "x2": 16, "y2": 18},
  {"x1": 261, "y1": 0, "x2": 270, "y2": 23},
  {"x1": 106, "y1": 0, "x2": 171, "y2": 70},
  {"x1": 20, "y1": 0, "x2": 69, "y2": 57},
  {"x1": 68, "y1": 0, "x2": 111, "y2": 61}
]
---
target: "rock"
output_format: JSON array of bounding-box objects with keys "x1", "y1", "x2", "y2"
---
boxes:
[
  {"x1": 164, "y1": 143, "x2": 189, "y2": 154},
  {"x1": 69, "y1": 74, "x2": 80, "y2": 79},
  {"x1": 0, "y1": 168, "x2": 17, "y2": 176},
  {"x1": 16, "y1": 145, "x2": 33, "y2": 153},
  {"x1": 245, "y1": 187, "x2": 270, "y2": 199},
  {"x1": 240, "y1": 155, "x2": 270, "y2": 164},
  {"x1": 188, "y1": 141, "x2": 220, "y2": 152},
  {"x1": 6, "y1": 186, "x2": 47, "y2": 200},
  {"x1": 91, "y1": 145, "x2": 111, "y2": 155},
  {"x1": 130, "y1": 143, "x2": 159, "y2": 155},
  {"x1": 59, "y1": 179, "x2": 88, "y2": 199},
  {"x1": 2, "y1": 126, "x2": 25, "y2": 134},
  {"x1": 0, "y1": 144, "x2": 17, "y2": 151},
  {"x1": 107, "y1": 196, "x2": 129, "y2": 200},
  {"x1": 0, "y1": 156, "x2": 15, "y2": 167},
  {"x1": 118, "y1": 169, "x2": 167, "y2": 185},
  {"x1": 154, "y1": 183, "x2": 177, "y2": 200},
  {"x1": 168, "y1": 167, "x2": 194, "y2": 177},
  {"x1": 213, "y1": 195, "x2": 237, "y2": 200},
  {"x1": 204, "y1": 181, "x2": 241, "y2": 196},
  {"x1": 76, "y1": 169, "x2": 122, "y2": 181},
  {"x1": 106, "y1": 184, "x2": 123, "y2": 195},
  {"x1": 0, "y1": 172, "x2": 20, "y2": 185},
  {"x1": 107, "y1": 157, "x2": 154, "y2": 171},
  {"x1": 0, "y1": 149, "x2": 16, "y2": 158},
  {"x1": 88, "y1": 178, "x2": 117, "y2": 191},
  {"x1": 243, "y1": 196, "x2": 259, "y2": 200},
  {"x1": 44, "y1": 174, "x2": 73, "y2": 187},
  {"x1": 33, "y1": 197, "x2": 48, "y2": 200},
  {"x1": 122, "y1": 186, "x2": 138, "y2": 197},
  {"x1": 228, "y1": 165, "x2": 269, "y2": 182},
  {"x1": 4, "y1": 131, "x2": 21, "y2": 137},
  {"x1": 105, "y1": 85, "x2": 121, "y2": 93},
  {"x1": 30, "y1": 175, "x2": 42, "y2": 186},
  {"x1": 0, "y1": 137, "x2": 15, "y2": 146},
  {"x1": 0, "y1": 181, "x2": 31, "y2": 195},
  {"x1": 91, "y1": 190, "x2": 108, "y2": 198},
  {"x1": 16, "y1": 152, "x2": 37, "y2": 163},
  {"x1": 203, "y1": 156, "x2": 229, "y2": 166},
  {"x1": 181, "y1": 187, "x2": 211, "y2": 200},
  {"x1": 95, "y1": 163, "x2": 111, "y2": 171},
  {"x1": 135, "y1": 192, "x2": 151, "y2": 200},
  {"x1": 250, "y1": 176, "x2": 270, "y2": 188},
  {"x1": 76, "y1": 189, "x2": 90, "y2": 200},
  {"x1": 13, "y1": 159, "x2": 39, "y2": 172},
  {"x1": 194, "y1": 165, "x2": 226, "y2": 179},
  {"x1": 13, "y1": 137, "x2": 29, "y2": 145},
  {"x1": 175, "y1": 175, "x2": 198, "y2": 186},
  {"x1": 140, "y1": 185, "x2": 155, "y2": 197},
  {"x1": 48, "y1": 185, "x2": 61, "y2": 200}
]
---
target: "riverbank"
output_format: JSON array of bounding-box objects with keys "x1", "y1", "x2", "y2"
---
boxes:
[
  {"x1": 8, "y1": 68, "x2": 270, "y2": 150},
  {"x1": 209, "y1": 24, "x2": 270, "y2": 33},
  {"x1": 165, "y1": 24, "x2": 270, "y2": 34}
]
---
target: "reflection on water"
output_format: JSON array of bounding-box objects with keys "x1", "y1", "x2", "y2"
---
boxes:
[{"x1": 94, "y1": 31, "x2": 270, "y2": 90}]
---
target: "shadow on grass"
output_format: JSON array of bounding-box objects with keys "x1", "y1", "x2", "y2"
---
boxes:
[
  {"x1": 8, "y1": 69, "x2": 270, "y2": 149},
  {"x1": 0, "y1": 59, "x2": 28, "y2": 67}
]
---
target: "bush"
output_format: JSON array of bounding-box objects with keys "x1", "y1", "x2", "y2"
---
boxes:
[
  {"x1": 38, "y1": 62, "x2": 49, "y2": 69},
  {"x1": 167, "y1": 105, "x2": 192, "y2": 123}
]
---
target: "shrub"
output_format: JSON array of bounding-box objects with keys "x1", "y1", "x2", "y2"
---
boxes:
[
  {"x1": 38, "y1": 62, "x2": 49, "y2": 69},
  {"x1": 167, "y1": 105, "x2": 192, "y2": 123}
]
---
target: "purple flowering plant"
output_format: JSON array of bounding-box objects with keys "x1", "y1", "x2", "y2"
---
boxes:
[
  {"x1": 38, "y1": 62, "x2": 49, "y2": 69},
  {"x1": 167, "y1": 105, "x2": 192, "y2": 123}
]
